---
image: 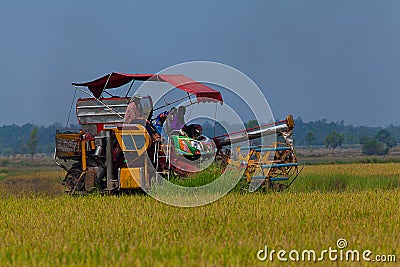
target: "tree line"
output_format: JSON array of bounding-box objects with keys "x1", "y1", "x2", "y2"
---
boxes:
[
  {"x1": 0, "y1": 123, "x2": 79, "y2": 158},
  {"x1": 0, "y1": 118, "x2": 398, "y2": 157},
  {"x1": 319, "y1": 129, "x2": 397, "y2": 155},
  {"x1": 294, "y1": 117, "x2": 399, "y2": 144},
  {"x1": 294, "y1": 117, "x2": 398, "y2": 155}
]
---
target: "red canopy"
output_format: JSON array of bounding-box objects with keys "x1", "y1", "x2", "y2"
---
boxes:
[{"x1": 72, "y1": 72, "x2": 223, "y2": 103}]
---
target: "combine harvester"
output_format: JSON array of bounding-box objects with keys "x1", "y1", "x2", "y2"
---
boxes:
[{"x1": 55, "y1": 72, "x2": 301, "y2": 194}]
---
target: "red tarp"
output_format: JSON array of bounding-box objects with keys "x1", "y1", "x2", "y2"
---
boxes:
[{"x1": 72, "y1": 72, "x2": 223, "y2": 103}]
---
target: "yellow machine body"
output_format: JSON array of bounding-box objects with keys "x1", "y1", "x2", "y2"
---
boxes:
[
  {"x1": 109, "y1": 124, "x2": 152, "y2": 189},
  {"x1": 119, "y1": 167, "x2": 142, "y2": 189},
  {"x1": 113, "y1": 125, "x2": 151, "y2": 156}
]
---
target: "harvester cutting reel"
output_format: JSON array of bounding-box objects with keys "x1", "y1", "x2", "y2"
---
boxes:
[{"x1": 226, "y1": 119, "x2": 304, "y2": 191}]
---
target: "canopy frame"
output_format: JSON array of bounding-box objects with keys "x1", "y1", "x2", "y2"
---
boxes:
[{"x1": 72, "y1": 72, "x2": 223, "y2": 104}]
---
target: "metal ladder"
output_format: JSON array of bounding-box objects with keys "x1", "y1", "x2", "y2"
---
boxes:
[{"x1": 153, "y1": 136, "x2": 172, "y2": 182}]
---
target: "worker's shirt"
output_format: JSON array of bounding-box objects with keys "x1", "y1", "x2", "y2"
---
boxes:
[{"x1": 124, "y1": 102, "x2": 141, "y2": 123}]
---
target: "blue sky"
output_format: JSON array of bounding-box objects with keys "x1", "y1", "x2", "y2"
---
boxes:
[{"x1": 0, "y1": 1, "x2": 399, "y2": 127}]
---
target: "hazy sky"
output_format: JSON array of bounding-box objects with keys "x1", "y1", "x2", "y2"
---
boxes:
[{"x1": 0, "y1": 1, "x2": 399, "y2": 127}]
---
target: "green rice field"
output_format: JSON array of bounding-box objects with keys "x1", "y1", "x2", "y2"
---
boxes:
[{"x1": 0, "y1": 161, "x2": 399, "y2": 266}]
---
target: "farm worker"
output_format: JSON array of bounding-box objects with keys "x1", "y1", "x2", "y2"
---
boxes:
[
  {"x1": 164, "y1": 107, "x2": 177, "y2": 135},
  {"x1": 152, "y1": 110, "x2": 169, "y2": 135},
  {"x1": 170, "y1": 106, "x2": 186, "y2": 134},
  {"x1": 124, "y1": 98, "x2": 160, "y2": 141},
  {"x1": 124, "y1": 97, "x2": 143, "y2": 124}
]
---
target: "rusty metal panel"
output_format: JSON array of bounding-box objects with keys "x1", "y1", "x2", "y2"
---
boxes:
[
  {"x1": 55, "y1": 133, "x2": 81, "y2": 158},
  {"x1": 76, "y1": 98, "x2": 129, "y2": 124},
  {"x1": 85, "y1": 168, "x2": 97, "y2": 191},
  {"x1": 81, "y1": 124, "x2": 98, "y2": 135}
]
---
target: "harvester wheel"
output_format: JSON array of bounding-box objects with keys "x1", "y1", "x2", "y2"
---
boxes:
[
  {"x1": 215, "y1": 148, "x2": 230, "y2": 167},
  {"x1": 267, "y1": 181, "x2": 286, "y2": 192},
  {"x1": 63, "y1": 165, "x2": 86, "y2": 194}
]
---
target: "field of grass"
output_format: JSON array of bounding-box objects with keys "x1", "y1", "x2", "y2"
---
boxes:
[
  {"x1": 1, "y1": 160, "x2": 399, "y2": 266},
  {"x1": 290, "y1": 163, "x2": 400, "y2": 192}
]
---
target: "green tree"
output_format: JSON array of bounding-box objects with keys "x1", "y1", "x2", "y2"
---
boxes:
[
  {"x1": 27, "y1": 127, "x2": 39, "y2": 160},
  {"x1": 375, "y1": 129, "x2": 397, "y2": 148},
  {"x1": 362, "y1": 139, "x2": 388, "y2": 155},
  {"x1": 245, "y1": 120, "x2": 259, "y2": 129},
  {"x1": 324, "y1": 131, "x2": 344, "y2": 154},
  {"x1": 359, "y1": 136, "x2": 370, "y2": 145},
  {"x1": 2, "y1": 148, "x2": 14, "y2": 158},
  {"x1": 305, "y1": 131, "x2": 315, "y2": 146}
]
